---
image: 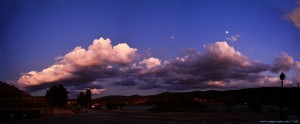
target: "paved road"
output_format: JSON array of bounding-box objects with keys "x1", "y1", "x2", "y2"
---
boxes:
[{"x1": 3, "y1": 110, "x2": 286, "y2": 124}]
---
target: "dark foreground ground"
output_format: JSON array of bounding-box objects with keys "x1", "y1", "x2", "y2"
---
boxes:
[{"x1": 3, "y1": 110, "x2": 299, "y2": 124}]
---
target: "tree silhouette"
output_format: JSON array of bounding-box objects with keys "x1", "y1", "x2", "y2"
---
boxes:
[
  {"x1": 45, "y1": 84, "x2": 68, "y2": 107},
  {"x1": 76, "y1": 89, "x2": 92, "y2": 112},
  {"x1": 77, "y1": 91, "x2": 85, "y2": 107},
  {"x1": 85, "y1": 89, "x2": 92, "y2": 108}
]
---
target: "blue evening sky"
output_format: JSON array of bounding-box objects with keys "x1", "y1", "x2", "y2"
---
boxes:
[{"x1": 1, "y1": 0, "x2": 299, "y2": 84}]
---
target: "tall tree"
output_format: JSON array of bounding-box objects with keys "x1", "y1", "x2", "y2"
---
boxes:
[
  {"x1": 45, "y1": 84, "x2": 68, "y2": 107},
  {"x1": 77, "y1": 91, "x2": 85, "y2": 107},
  {"x1": 85, "y1": 89, "x2": 92, "y2": 108}
]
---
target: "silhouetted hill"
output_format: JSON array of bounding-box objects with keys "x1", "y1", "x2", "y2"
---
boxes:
[
  {"x1": 0, "y1": 81, "x2": 47, "y2": 109},
  {"x1": 93, "y1": 87, "x2": 300, "y2": 112},
  {"x1": 0, "y1": 81, "x2": 31, "y2": 98},
  {"x1": 94, "y1": 87, "x2": 300, "y2": 105}
]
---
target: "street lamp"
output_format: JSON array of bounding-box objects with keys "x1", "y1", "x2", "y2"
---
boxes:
[
  {"x1": 279, "y1": 72, "x2": 285, "y2": 118},
  {"x1": 279, "y1": 72, "x2": 285, "y2": 88}
]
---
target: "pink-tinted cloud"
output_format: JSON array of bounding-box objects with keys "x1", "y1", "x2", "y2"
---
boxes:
[
  {"x1": 18, "y1": 64, "x2": 75, "y2": 86},
  {"x1": 287, "y1": 5, "x2": 300, "y2": 29},
  {"x1": 121, "y1": 41, "x2": 270, "y2": 91},
  {"x1": 18, "y1": 39, "x2": 299, "y2": 94},
  {"x1": 207, "y1": 81, "x2": 225, "y2": 87},
  {"x1": 258, "y1": 76, "x2": 294, "y2": 87},
  {"x1": 91, "y1": 88, "x2": 106, "y2": 95},
  {"x1": 139, "y1": 57, "x2": 161, "y2": 69},
  {"x1": 259, "y1": 76, "x2": 280, "y2": 87},
  {"x1": 270, "y1": 52, "x2": 294, "y2": 73},
  {"x1": 205, "y1": 41, "x2": 251, "y2": 67},
  {"x1": 64, "y1": 38, "x2": 137, "y2": 66},
  {"x1": 293, "y1": 61, "x2": 300, "y2": 84},
  {"x1": 18, "y1": 37, "x2": 137, "y2": 87}
]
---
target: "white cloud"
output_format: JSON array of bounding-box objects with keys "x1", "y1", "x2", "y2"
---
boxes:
[
  {"x1": 139, "y1": 57, "x2": 161, "y2": 69},
  {"x1": 18, "y1": 37, "x2": 137, "y2": 86},
  {"x1": 205, "y1": 41, "x2": 251, "y2": 67},
  {"x1": 18, "y1": 64, "x2": 75, "y2": 86},
  {"x1": 64, "y1": 38, "x2": 137, "y2": 66}
]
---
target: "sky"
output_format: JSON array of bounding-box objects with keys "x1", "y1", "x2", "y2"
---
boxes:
[{"x1": 0, "y1": 0, "x2": 300, "y2": 97}]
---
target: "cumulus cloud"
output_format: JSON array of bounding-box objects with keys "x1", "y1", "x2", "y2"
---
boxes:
[
  {"x1": 18, "y1": 64, "x2": 75, "y2": 86},
  {"x1": 18, "y1": 37, "x2": 137, "y2": 90},
  {"x1": 270, "y1": 53, "x2": 294, "y2": 73},
  {"x1": 64, "y1": 38, "x2": 137, "y2": 66},
  {"x1": 19, "y1": 37, "x2": 298, "y2": 95},
  {"x1": 205, "y1": 41, "x2": 250, "y2": 67},
  {"x1": 114, "y1": 41, "x2": 270, "y2": 91},
  {"x1": 287, "y1": 4, "x2": 300, "y2": 29},
  {"x1": 139, "y1": 57, "x2": 161, "y2": 69}
]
